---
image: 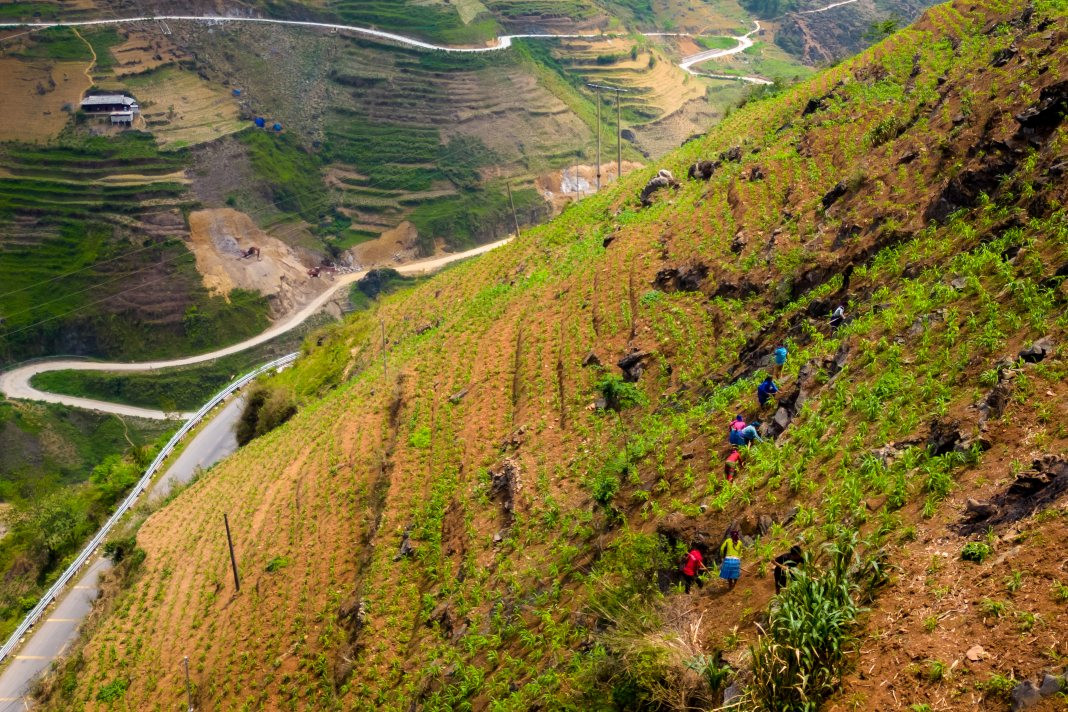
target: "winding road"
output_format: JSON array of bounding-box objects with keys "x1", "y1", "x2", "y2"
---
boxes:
[
  {"x1": 0, "y1": 238, "x2": 511, "y2": 419},
  {"x1": 0, "y1": 0, "x2": 866, "y2": 415},
  {"x1": 1, "y1": 13, "x2": 773, "y2": 84},
  {"x1": 0, "y1": 393, "x2": 250, "y2": 711}
]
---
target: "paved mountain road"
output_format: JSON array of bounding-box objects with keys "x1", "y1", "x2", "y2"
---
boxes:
[
  {"x1": 0, "y1": 239, "x2": 511, "y2": 419},
  {"x1": 0, "y1": 394, "x2": 248, "y2": 711},
  {"x1": 2, "y1": 13, "x2": 772, "y2": 83}
]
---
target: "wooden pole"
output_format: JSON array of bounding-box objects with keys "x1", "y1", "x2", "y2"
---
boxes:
[
  {"x1": 223, "y1": 514, "x2": 239, "y2": 592},
  {"x1": 616, "y1": 88, "x2": 622, "y2": 183},
  {"x1": 506, "y1": 182, "x2": 521, "y2": 238},
  {"x1": 381, "y1": 320, "x2": 388, "y2": 381},
  {"x1": 595, "y1": 88, "x2": 601, "y2": 191},
  {"x1": 183, "y1": 656, "x2": 194, "y2": 711}
]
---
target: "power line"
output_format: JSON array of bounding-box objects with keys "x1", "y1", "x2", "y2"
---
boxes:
[
  {"x1": 0, "y1": 164, "x2": 401, "y2": 301},
  {"x1": 0, "y1": 247, "x2": 190, "y2": 321}
]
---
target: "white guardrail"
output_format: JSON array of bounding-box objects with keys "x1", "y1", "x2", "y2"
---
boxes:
[{"x1": 0, "y1": 351, "x2": 300, "y2": 664}]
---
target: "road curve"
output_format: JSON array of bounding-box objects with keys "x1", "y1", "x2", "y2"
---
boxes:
[
  {"x1": 0, "y1": 239, "x2": 511, "y2": 419},
  {"x1": 677, "y1": 21, "x2": 773, "y2": 85},
  {"x1": 1, "y1": 14, "x2": 772, "y2": 84}
]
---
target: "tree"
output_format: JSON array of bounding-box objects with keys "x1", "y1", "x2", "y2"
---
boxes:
[{"x1": 864, "y1": 17, "x2": 900, "y2": 42}]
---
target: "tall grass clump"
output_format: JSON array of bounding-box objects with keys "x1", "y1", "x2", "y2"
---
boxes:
[{"x1": 746, "y1": 536, "x2": 876, "y2": 711}]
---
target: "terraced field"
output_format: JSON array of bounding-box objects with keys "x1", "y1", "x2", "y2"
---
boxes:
[
  {"x1": 122, "y1": 66, "x2": 244, "y2": 148},
  {"x1": 0, "y1": 133, "x2": 270, "y2": 364}
]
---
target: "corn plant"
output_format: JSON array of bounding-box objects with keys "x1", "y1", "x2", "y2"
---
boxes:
[{"x1": 745, "y1": 537, "x2": 866, "y2": 710}]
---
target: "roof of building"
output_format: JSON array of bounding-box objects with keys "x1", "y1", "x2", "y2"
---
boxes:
[{"x1": 81, "y1": 94, "x2": 136, "y2": 107}]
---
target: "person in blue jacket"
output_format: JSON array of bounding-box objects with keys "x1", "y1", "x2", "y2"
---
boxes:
[
  {"x1": 774, "y1": 345, "x2": 788, "y2": 375},
  {"x1": 757, "y1": 376, "x2": 779, "y2": 407}
]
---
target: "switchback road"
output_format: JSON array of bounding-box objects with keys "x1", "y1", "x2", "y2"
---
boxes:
[{"x1": 0, "y1": 239, "x2": 510, "y2": 418}]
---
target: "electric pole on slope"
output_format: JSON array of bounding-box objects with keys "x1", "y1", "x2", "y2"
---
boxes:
[
  {"x1": 183, "y1": 656, "x2": 194, "y2": 711},
  {"x1": 506, "y1": 182, "x2": 521, "y2": 238},
  {"x1": 223, "y1": 513, "x2": 240, "y2": 592},
  {"x1": 595, "y1": 87, "x2": 601, "y2": 191},
  {"x1": 616, "y1": 87, "x2": 622, "y2": 182},
  {"x1": 588, "y1": 83, "x2": 630, "y2": 190}
]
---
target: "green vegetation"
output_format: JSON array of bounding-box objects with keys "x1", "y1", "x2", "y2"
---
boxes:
[
  {"x1": 33, "y1": 354, "x2": 266, "y2": 413},
  {"x1": 29, "y1": 315, "x2": 334, "y2": 411},
  {"x1": 235, "y1": 384, "x2": 297, "y2": 445},
  {"x1": 961, "y1": 541, "x2": 992, "y2": 563},
  {"x1": 0, "y1": 133, "x2": 273, "y2": 363},
  {"x1": 0, "y1": 400, "x2": 173, "y2": 639},
  {"x1": 739, "y1": 0, "x2": 797, "y2": 18},
  {"x1": 323, "y1": 112, "x2": 498, "y2": 193},
  {"x1": 239, "y1": 129, "x2": 331, "y2": 224},
  {"x1": 328, "y1": 0, "x2": 499, "y2": 43},
  {"x1": 408, "y1": 186, "x2": 543, "y2": 254},
  {"x1": 10, "y1": 27, "x2": 92, "y2": 61},
  {"x1": 83, "y1": 28, "x2": 125, "y2": 74},
  {"x1": 697, "y1": 36, "x2": 741, "y2": 51},
  {"x1": 36, "y1": 0, "x2": 1068, "y2": 709},
  {"x1": 0, "y1": 3, "x2": 57, "y2": 19},
  {"x1": 748, "y1": 538, "x2": 876, "y2": 710}
]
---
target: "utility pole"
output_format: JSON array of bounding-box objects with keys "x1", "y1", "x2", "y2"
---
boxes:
[
  {"x1": 380, "y1": 320, "x2": 388, "y2": 381},
  {"x1": 615, "y1": 87, "x2": 622, "y2": 183},
  {"x1": 587, "y1": 83, "x2": 630, "y2": 189},
  {"x1": 595, "y1": 88, "x2": 601, "y2": 191},
  {"x1": 506, "y1": 182, "x2": 521, "y2": 238},
  {"x1": 223, "y1": 513, "x2": 240, "y2": 592},
  {"x1": 183, "y1": 656, "x2": 194, "y2": 712}
]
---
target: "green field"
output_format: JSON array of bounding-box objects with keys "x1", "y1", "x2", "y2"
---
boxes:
[{"x1": 29, "y1": 315, "x2": 335, "y2": 412}]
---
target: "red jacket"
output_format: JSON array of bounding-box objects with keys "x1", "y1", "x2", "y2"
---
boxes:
[
  {"x1": 681, "y1": 549, "x2": 703, "y2": 576},
  {"x1": 726, "y1": 450, "x2": 741, "y2": 465}
]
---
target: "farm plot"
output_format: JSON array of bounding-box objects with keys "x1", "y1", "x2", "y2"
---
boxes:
[
  {"x1": 123, "y1": 67, "x2": 244, "y2": 149},
  {"x1": 0, "y1": 58, "x2": 90, "y2": 142}
]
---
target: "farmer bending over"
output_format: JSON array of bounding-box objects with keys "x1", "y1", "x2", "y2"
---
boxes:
[
  {"x1": 724, "y1": 447, "x2": 741, "y2": 482},
  {"x1": 680, "y1": 546, "x2": 706, "y2": 593},
  {"x1": 757, "y1": 376, "x2": 779, "y2": 407}
]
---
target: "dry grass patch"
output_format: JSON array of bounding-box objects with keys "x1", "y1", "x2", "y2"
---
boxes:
[
  {"x1": 0, "y1": 58, "x2": 89, "y2": 142},
  {"x1": 123, "y1": 67, "x2": 244, "y2": 148}
]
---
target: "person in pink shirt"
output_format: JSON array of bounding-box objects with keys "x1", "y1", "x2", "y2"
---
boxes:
[
  {"x1": 724, "y1": 447, "x2": 741, "y2": 482},
  {"x1": 680, "y1": 547, "x2": 706, "y2": 593}
]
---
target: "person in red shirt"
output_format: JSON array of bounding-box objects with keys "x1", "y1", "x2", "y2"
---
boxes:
[
  {"x1": 680, "y1": 546, "x2": 706, "y2": 593},
  {"x1": 724, "y1": 447, "x2": 741, "y2": 482}
]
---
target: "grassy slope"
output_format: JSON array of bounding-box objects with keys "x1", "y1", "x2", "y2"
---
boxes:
[{"x1": 46, "y1": 0, "x2": 1068, "y2": 709}]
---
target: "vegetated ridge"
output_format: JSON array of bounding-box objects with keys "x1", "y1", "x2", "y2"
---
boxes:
[{"x1": 39, "y1": 0, "x2": 1068, "y2": 709}]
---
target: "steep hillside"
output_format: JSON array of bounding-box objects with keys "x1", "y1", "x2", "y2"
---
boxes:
[{"x1": 35, "y1": 0, "x2": 1068, "y2": 710}]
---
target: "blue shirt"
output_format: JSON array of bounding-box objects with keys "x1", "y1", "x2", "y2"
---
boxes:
[
  {"x1": 774, "y1": 347, "x2": 788, "y2": 365},
  {"x1": 757, "y1": 380, "x2": 778, "y2": 404}
]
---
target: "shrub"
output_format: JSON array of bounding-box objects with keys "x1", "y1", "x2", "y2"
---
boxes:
[
  {"x1": 596, "y1": 375, "x2": 647, "y2": 411},
  {"x1": 236, "y1": 385, "x2": 298, "y2": 445},
  {"x1": 961, "y1": 541, "x2": 991, "y2": 563},
  {"x1": 747, "y1": 537, "x2": 865, "y2": 710},
  {"x1": 591, "y1": 471, "x2": 621, "y2": 507},
  {"x1": 96, "y1": 678, "x2": 129, "y2": 702},
  {"x1": 266, "y1": 556, "x2": 290, "y2": 573}
]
